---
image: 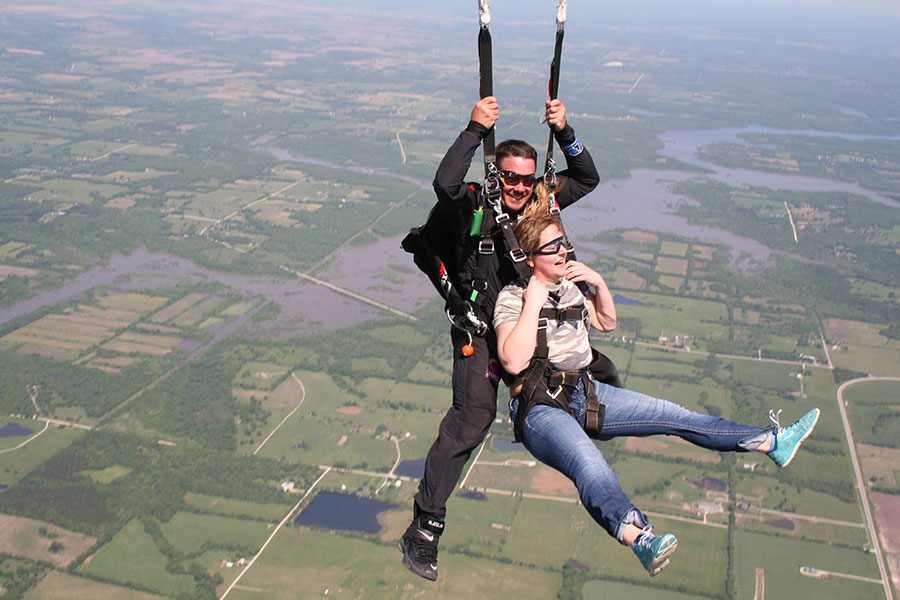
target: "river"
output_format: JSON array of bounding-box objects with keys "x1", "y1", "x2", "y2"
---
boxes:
[
  {"x1": 3, "y1": 123, "x2": 894, "y2": 328},
  {"x1": 0, "y1": 248, "x2": 386, "y2": 336},
  {"x1": 320, "y1": 122, "x2": 899, "y2": 282}
]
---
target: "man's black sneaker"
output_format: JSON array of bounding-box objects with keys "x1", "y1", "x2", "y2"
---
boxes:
[{"x1": 398, "y1": 516, "x2": 443, "y2": 581}]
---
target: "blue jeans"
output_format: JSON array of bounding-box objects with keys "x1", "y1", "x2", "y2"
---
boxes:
[{"x1": 510, "y1": 380, "x2": 771, "y2": 540}]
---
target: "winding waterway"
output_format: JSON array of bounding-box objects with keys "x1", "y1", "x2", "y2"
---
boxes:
[
  {"x1": 0, "y1": 248, "x2": 387, "y2": 335},
  {"x1": 4, "y1": 123, "x2": 895, "y2": 330}
]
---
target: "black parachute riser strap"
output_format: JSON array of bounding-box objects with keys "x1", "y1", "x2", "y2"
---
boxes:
[
  {"x1": 477, "y1": 2, "x2": 497, "y2": 179},
  {"x1": 493, "y1": 211, "x2": 531, "y2": 282},
  {"x1": 543, "y1": 0, "x2": 566, "y2": 183}
]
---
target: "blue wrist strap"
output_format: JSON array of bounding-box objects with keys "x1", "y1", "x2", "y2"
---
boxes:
[{"x1": 563, "y1": 139, "x2": 584, "y2": 156}]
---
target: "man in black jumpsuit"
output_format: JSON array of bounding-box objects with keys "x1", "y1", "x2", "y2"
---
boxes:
[{"x1": 399, "y1": 95, "x2": 599, "y2": 581}]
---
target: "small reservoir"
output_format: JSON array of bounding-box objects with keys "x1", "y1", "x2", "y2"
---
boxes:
[{"x1": 294, "y1": 491, "x2": 395, "y2": 534}]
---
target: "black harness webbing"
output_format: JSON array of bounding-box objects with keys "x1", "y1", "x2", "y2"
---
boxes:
[
  {"x1": 511, "y1": 297, "x2": 605, "y2": 442},
  {"x1": 478, "y1": 4, "x2": 496, "y2": 174},
  {"x1": 469, "y1": 2, "x2": 531, "y2": 319},
  {"x1": 543, "y1": 1, "x2": 566, "y2": 188}
]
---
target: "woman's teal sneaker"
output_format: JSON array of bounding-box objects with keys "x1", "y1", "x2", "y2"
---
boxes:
[
  {"x1": 768, "y1": 408, "x2": 820, "y2": 468},
  {"x1": 632, "y1": 526, "x2": 678, "y2": 576}
]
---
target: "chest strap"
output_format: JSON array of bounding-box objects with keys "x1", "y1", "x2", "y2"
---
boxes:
[{"x1": 512, "y1": 300, "x2": 603, "y2": 441}]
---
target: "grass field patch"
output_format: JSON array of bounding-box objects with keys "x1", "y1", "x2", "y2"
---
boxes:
[
  {"x1": 24, "y1": 570, "x2": 166, "y2": 600},
  {"x1": 656, "y1": 256, "x2": 689, "y2": 276},
  {"x1": 160, "y1": 512, "x2": 271, "y2": 555},
  {"x1": 858, "y1": 443, "x2": 900, "y2": 488},
  {"x1": 115, "y1": 331, "x2": 183, "y2": 348},
  {"x1": 735, "y1": 530, "x2": 883, "y2": 600},
  {"x1": 0, "y1": 514, "x2": 96, "y2": 568},
  {"x1": 660, "y1": 240, "x2": 690, "y2": 257},
  {"x1": 100, "y1": 339, "x2": 172, "y2": 355},
  {"x1": 80, "y1": 464, "x2": 132, "y2": 484},
  {"x1": 149, "y1": 292, "x2": 206, "y2": 323},
  {"x1": 182, "y1": 492, "x2": 289, "y2": 522},
  {"x1": 823, "y1": 318, "x2": 889, "y2": 346},
  {"x1": 0, "y1": 419, "x2": 85, "y2": 487},
  {"x1": 79, "y1": 519, "x2": 196, "y2": 596},
  {"x1": 97, "y1": 293, "x2": 169, "y2": 313},
  {"x1": 614, "y1": 267, "x2": 646, "y2": 290},
  {"x1": 221, "y1": 301, "x2": 255, "y2": 317},
  {"x1": 234, "y1": 362, "x2": 290, "y2": 389},
  {"x1": 233, "y1": 525, "x2": 561, "y2": 600},
  {"x1": 0, "y1": 241, "x2": 33, "y2": 259}
]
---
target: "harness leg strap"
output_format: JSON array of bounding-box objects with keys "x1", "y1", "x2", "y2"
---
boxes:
[{"x1": 582, "y1": 372, "x2": 605, "y2": 437}]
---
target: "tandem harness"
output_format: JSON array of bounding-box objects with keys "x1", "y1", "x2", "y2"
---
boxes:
[
  {"x1": 510, "y1": 298, "x2": 606, "y2": 442},
  {"x1": 400, "y1": 183, "x2": 531, "y2": 346}
]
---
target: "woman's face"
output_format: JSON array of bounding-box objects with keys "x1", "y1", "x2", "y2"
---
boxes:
[{"x1": 528, "y1": 224, "x2": 568, "y2": 284}]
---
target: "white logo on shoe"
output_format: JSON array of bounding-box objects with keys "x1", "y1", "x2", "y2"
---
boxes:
[{"x1": 419, "y1": 530, "x2": 435, "y2": 542}]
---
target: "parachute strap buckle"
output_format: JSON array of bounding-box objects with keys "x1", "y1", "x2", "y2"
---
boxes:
[
  {"x1": 478, "y1": 0, "x2": 492, "y2": 27},
  {"x1": 537, "y1": 317, "x2": 549, "y2": 330},
  {"x1": 483, "y1": 170, "x2": 504, "y2": 213},
  {"x1": 471, "y1": 278, "x2": 488, "y2": 292},
  {"x1": 494, "y1": 211, "x2": 510, "y2": 225},
  {"x1": 478, "y1": 238, "x2": 494, "y2": 254},
  {"x1": 549, "y1": 202, "x2": 560, "y2": 216},
  {"x1": 509, "y1": 248, "x2": 527, "y2": 263},
  {"x1": 546, "y1": 385, "x2": 563, "y2": 399},
  {"x1": 544, "y1": 158, "x2": 558, "y2": 189}
]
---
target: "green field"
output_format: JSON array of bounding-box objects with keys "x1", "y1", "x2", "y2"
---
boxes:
[
  {"x1": 226, "y1": 525, "x2": 562, "y2": 600},
  {"x1": 844, "y1": 379, "x2": 900, "y2": 448},
  {"x1": 159, "y1": 512, "x2": 271, "y2": 555},
  {"x1": 0, "y1": 420, "x2": 86, "y2": 488},
  {"x1": 734, "y1": 531, "x2": 884, "y2": 600},
  {"x1": 24, "y1": 570, "x2": 166, "y2": 600},
  {"x1": 79, "y1": 519, "x2": 196, "y2": 596},
  {"x1": 183, "y1": 492, "x2": 290, "y2": 521},
  {"x1": 0, "y1": 0, "x2": 898, "y2": 598}
]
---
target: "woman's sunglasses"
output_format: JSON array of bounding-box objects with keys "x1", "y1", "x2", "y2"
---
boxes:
[{"x1": 530, "y1": 236, "x2": 573, "y2": 256}]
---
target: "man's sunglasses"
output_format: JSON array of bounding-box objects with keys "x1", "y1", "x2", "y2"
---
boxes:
[
  {"x1": 530, "y1": 235, "x2": 573, "y2": 256},
  {"x1": 499, "y1": 170, "x2": 538, "y2": 187}
]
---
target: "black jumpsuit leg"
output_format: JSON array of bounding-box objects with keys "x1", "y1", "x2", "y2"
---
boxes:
[{"x1": 414, "y1": 329, "x2": 500, "y2": 519}]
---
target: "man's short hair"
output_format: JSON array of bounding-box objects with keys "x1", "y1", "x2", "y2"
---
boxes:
[{"x1": 496, "y1": 139, "x2": 537, "y2": 164}]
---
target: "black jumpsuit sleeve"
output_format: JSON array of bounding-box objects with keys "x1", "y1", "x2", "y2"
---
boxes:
[
  {"x1": 551, "y1": 124, "x2": 600, "y2": 210},
  {"x1": 433, "y1": 121, "x2": 489, "y2": 227}
]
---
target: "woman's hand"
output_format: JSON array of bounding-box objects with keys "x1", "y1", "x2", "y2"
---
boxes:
[
  {"x1": 564, "y1": 260, "x2": 602, "y2": 288},
  {"x1": 523, "y1": 274, "x2": 549, "y2": 307}
]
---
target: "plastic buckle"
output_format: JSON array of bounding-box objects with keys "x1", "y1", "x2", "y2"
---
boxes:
[
  {"x1": 509, "y1": 248, "x2": 527, "y2": 263},
  {"x1": 549, "y1": 197, "x2": 560, "y2": 215},
  {"x1": 478, "y1": 239, "x2": 494, "y2": 254}
]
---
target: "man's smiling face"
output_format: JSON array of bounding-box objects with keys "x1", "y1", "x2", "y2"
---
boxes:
[{"x1": 497, "y1": 156, "x2": 537, "y2": 213}]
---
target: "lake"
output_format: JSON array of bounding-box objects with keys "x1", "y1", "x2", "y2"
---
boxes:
[{"x1": 294, "y1": 491, "x2": 395, "y2": 534}]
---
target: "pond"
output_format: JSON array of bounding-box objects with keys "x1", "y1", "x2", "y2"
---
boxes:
[
  {"x1": 0, "y1": 422, "x2": 35, "y2": 438},
  {"x1": 395, "y1": 458, "x2": 425, "y2": 479},
  {"x1": 294, "y1": 491, "x2": 395, "y2": 534},
  {"x1": 613, "y1": 294, "x2": 645, "y2": 307}
]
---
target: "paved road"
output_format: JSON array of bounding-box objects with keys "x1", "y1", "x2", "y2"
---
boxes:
[{"x1": 837, "y1": 376, "x2": 900, "y2": 600}]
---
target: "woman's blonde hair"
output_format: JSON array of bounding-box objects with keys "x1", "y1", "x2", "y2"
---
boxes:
[{"x1": 521, "y1": 180, "x2": 555, "y2": 219}]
